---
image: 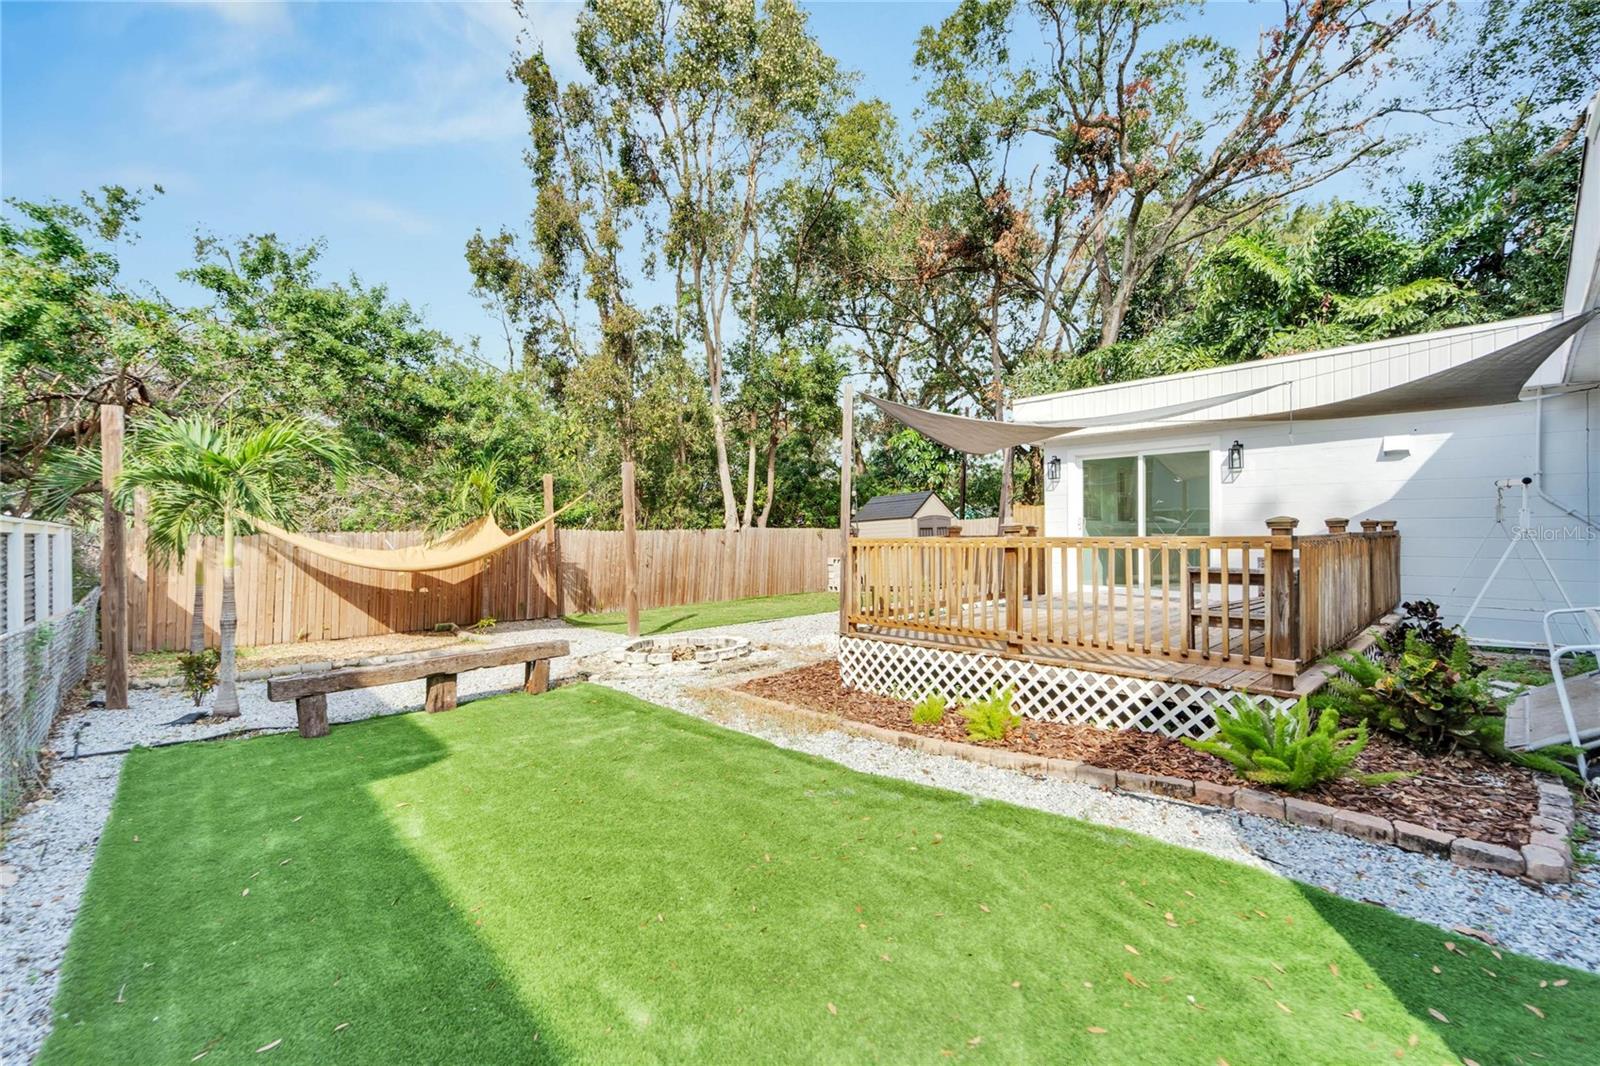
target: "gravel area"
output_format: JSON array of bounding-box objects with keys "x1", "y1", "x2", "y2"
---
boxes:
[{"x1": 3, "y1": 610, "x2": 1595, "y2": 1063}]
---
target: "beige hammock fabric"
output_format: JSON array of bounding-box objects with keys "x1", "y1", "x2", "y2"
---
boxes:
[{"x1": 253, "y1": 497, "x2": 583, "y2": 572}]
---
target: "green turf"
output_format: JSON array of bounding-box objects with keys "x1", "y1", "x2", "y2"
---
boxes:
[
  {"x1": 43, "y1": 687, "x2": 1597, "y2": 1064},
  {"x1": 564, "y1": 590, "x2": 838, "y2": 635}
]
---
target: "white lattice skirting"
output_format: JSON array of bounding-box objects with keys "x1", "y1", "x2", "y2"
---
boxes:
[{"x1": 838, "y1": 636, "x2": 1296, "y2": 740}]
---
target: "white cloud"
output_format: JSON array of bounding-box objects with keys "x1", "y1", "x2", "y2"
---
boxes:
[
  {"x1": 143, "y1": 70, "x2": 342, "y2": 132},
  {"x1": 344, "y1": 196, "x2": 439, "y2": 236},
  {"x1": 187, "y1": 1, "x2": 293, "y2": 33}
]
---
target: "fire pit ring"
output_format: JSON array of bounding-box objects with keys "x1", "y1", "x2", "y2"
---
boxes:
[{"x1": 611, "y1": 635, "x2": 752, "y2": 669}]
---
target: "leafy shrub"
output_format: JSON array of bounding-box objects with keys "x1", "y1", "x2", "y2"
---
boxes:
[
  {"x1": 912, "y1": 692, "x2": 948, "y2": 726},
  {"x1": 1183, "y1": 697, "x2": 1406, "y2": 791},
  {"x1": 1381, "y1": 600, "x2": 1463, "y2": 664},
  {"x1": 1326, "y1": 631, "x2": 1500, "y2": 753},
  {"x1": 177, "y1": 649, "x2": 220, "y2": 707},
  {"x1": 471, "y1": 617, "x2": 497, "y2": 631},
  {"x1": 960, "y1": 687, "x2": 1020, "y2": 742}
]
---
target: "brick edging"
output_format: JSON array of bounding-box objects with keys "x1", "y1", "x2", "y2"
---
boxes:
[{"x1": 711, "y1": 685, "x2": 1576, "y2": 884}]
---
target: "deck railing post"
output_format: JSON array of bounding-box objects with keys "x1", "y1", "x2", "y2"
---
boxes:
[
  {"x1": 1264, "y1": 516, "x2": 1299, "y2": 691},
  {"x1": 1000, "y1": 523, "x2": 1026, "y2": 647},
  {"x1": 838, "y1": 383, "x2": 854, "y2": 637}
]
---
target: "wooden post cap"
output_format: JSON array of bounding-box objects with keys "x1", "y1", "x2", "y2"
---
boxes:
[
  {"x1": 1377, "y1": 519, "x2": 1397, "y2": 532},
  {"x1": 1324, "y1": 518, "x2": 1349, "y2": 533},
  {"x1": 1359, "y1": 519, "x2": 1380, "y2": 533},
  {"x1": 999, "y1": 523, "x2": 1029, "y2": 536},
  {"x1": 1264, "y1": 516, "x2": 1299, "y2": 535}
]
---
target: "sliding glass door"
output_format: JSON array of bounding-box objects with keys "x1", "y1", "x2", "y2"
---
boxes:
[{"x1": 1081, "y1": 449, "x2": 1210, "y2": 586}]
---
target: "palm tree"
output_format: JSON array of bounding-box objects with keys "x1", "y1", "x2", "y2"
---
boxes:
[
  {"x1": 36, "y1": 442, "x2": 220, "y2": 655},
  {"x1": 117, "y1": 414, "x2": 354, "y2": 717},
  {"x1": 426, "y1": 457, "x2": 539, "y2": 538}
]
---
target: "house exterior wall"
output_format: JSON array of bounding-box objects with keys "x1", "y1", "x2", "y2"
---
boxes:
[{"x1": 1027, "y1": 389, "x2": 1598, "y2": 647}]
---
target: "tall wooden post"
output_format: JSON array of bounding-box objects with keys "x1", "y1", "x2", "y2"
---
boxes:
[
  {"x1": 838, "y1": 382, "x2": 853, "y2": 637},
  {"x1": 621, "y1": 460, "x2": 640, "y2": 638},
  {"x1": 1264, "y1": 515, "x2": 1299, "y2": 693},
  {"x1": 542, "y1": 473, "x2": 563, "y2": 618},
  {"x1": 99, "y1": 404, "x2": 129, "y2": 709}
]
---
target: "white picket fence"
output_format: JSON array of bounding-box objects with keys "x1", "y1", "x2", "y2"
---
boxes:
[
  {"x1": 2, "y1": 516, "x2": 76, "y2": 636},
  {"x1": 1, "y1": 516, "x2": 89, "y2": 820}
]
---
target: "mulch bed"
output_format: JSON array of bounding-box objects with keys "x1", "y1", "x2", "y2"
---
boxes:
[{"x1": 738, "y1": 660, "x2": 1540, "y2": 849}]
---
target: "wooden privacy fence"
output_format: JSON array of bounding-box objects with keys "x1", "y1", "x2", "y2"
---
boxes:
[
  {"x1": 845, "y1": 518, "x2": 1400, "y2": 690},
  {"x1": 129, "y1": 525, "x2": 841, "y2": 653}
]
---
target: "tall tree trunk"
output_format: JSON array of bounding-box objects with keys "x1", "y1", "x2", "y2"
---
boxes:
[
  {"x1": 741, "y1": 435, "x2": 757, "y2": 529},
  {"x1": 188, "y1": 555, "x2": 206, "y2": 655},
  {"x1": 757, "y1": 432, "x2": 778, "y2": 528},
  {"x1": 989, "y1": 272, "x2": 1012, "y2": 526},
  {"x1": 213, "y1": 516, "x2": 240, "y2": 718}
]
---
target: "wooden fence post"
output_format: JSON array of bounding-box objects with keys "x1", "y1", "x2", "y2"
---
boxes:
[
  {"x1": 100, "y1": 404, "x2": 129, "y2": 709},
  {"x1": 1264, "y1": 515, "x2": 1298, "y2": 692},
  {"x1": 542, "y1": 473, "x2": 563, "y2": 618},
  {"x1": 838, "y1": 382, "x2": 853, "y2": 638},
  {"x1": 622, "y1": 460, "x2": 640, "y2": 638}
]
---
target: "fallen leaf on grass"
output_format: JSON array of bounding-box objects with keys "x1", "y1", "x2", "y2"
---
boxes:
[
  {"x1": 241, "y1": 889, "x2": 249, "y2": 897},
  {"x1": 1010, "y1": 980, "x2": 1021, "y2": 989},
  {"x1": 1123, "y1": 944, "x2": 1140, "y2": 956},
  {"x1": 1085, "y1": 1027, "x2": 1106, "y2": 1035},
  {"x1": 967, "y1": 1036, "x2": 982, "y2": 1047},
  {"x1": 826, "y1": 1002, "x2": 837, "y2": 1016},
  {"x1": 1328, "y1": 963, "x2": 1340, "y2": 978},
  {"x1": 978, "y1": 903, "x2": 991, "y2": 913},
  {"x1": 1270, "y1": 962, "x2": 1285, "y2": 974},
  {"x1": 1431, "y1": 966, "x2": 1441, "y2": 974},
  {"x1": 1122, "y1": 971, "x2": 1146, "y2": 989},
  {"x1": 1523, "y1": 1003, "x2": 1545, "y2": 1019},
  {"x1": 1275, "y1": 1001, "x2": 1292, "y2": 1014},
  {"x1": 255, "y1": 1040, "x2": 281, "y2": 1053},
  {"x1": 1554, "y1": 978, "x2": 1568, "y2": 987},
  {"x1": 1427, "y1": 1008, "x2": 1449, "y2": 1024},
  {"x1": 333, "y1": 1023, "x2": 350, "y2": 1033},
  {"x1": 1343, "y1": 1009, "x2": 1364, "y2": 1022}
]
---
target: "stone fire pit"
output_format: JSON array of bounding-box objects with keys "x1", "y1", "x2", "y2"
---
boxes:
[{"x1": 611, "y1": 635, "x2": 752, "y2": 670}]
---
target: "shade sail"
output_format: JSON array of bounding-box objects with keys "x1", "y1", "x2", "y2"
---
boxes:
[
  {"x1": 1258, "y1": 310, "x2": 1600, "y2": 422},
  {"x1": 865, "y1": 385, "x2": 1277, "y2": 454},
  {"x1": 253, "y1": 497, "x2": 582, "y2": 572}
]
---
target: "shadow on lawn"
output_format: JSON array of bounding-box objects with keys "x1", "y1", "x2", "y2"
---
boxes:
[
  {"x1": 1290, "y1": 880, "x2": 1599, "y2": 1065},
  {"x1": 39, "y1": 714, "x2": 572, "y2": 1065}
]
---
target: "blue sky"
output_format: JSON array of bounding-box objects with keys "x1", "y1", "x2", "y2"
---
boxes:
[{"x1": 3, "y1": 1, "x2": 1450, "y2": 361}]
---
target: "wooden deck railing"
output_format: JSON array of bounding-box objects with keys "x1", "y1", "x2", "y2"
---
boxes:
[{"x1": 843, "y1": 517, "x2": 1400, "y2": 690}]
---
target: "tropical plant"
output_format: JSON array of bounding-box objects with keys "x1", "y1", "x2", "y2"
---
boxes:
[
  {"x1": 960, "y1": 687, "x2": 1020, "y2": 742},
  {"x1": 177, "y1": 648, "x2": 220, "y2": 707},
  {"x1": 1381, "y1": 600, "x2": 1460, "y2": 662},
  {"x1": 1325, "y1": 632, "x2": 1501, "y2": 753},
  {"x1": 912, "y1": 692, "x2": 948, "y2": 726},
  {"x1": 1184, "y1": 697, "x2": 1406, "y2": 791},
  {"x1": 427, "y1": 457, "x2": 540, "y2": 537},
  {"x1": 116, "y1": 413, "x2": 354, "y2": 717}
]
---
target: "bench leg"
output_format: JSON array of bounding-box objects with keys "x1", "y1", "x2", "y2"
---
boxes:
[
  {"x1": 524, "y1": 658, "x2": 550, "y2": 695},
  {"x1": 426, "y1": 673, "x2": 458, "y2": 713},
  {"x1": 296, "y1": 694, "x2": 329, "y2": 738}
]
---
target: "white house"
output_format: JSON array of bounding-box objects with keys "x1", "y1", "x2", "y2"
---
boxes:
[{"x1": 1010, "y1": 101, "x2": 1600, "y2": 649}]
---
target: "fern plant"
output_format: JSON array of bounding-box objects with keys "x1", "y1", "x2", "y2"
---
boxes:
[
  {"x1": 911, "y1": 693, "x2": 947, "y2": 726},
  {"x1": 961, "y1": 688, "x2": 1021, "y2": 742},
  {"x1": 1183, "y1": 697, "x2": 1407, "y2": 791}
]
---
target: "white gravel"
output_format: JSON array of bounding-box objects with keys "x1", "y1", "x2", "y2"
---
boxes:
[{"x1": 3, "y1": 610, "x2": 1595, "y2": 1063}]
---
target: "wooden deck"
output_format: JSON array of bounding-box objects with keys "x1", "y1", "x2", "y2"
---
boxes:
[{"x1": 844, "y1": 526, "x2": 1401, "y2": 696}]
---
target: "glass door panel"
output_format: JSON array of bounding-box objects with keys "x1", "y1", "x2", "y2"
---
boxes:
[
  {"x1": 1082, "y1": 456, "x2": 1137, "y2": 585},
  {"x1": 1144, "y1": 451, "x2": 1210, "y2": 581}
]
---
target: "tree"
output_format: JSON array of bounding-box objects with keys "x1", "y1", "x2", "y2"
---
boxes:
[
  {"x1": 501, "y1": 0, "x2": 847, "y2": 529},
  {"x1": 919, "y1": 0, "x2": 1444, "y2": 359},
  {"x1": 428, "y1": 457, "x2": 542, "y2": 537},
  {"x1": 117, "y1": 414, "x2": 354, "y2": 717},
  {"x1": 0, "y1": 187, "x2": 189, "y2": 500}
]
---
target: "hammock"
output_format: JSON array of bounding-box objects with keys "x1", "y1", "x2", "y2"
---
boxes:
[{"x1": 252, "y1": 496, "x2": 585, "y2": 573}]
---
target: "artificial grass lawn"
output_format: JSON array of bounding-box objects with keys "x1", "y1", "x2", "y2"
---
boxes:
[
  {"x1": 45, "y1": 688, "x2": 1596, "y2": 1065},
  {"x1": 564, "y1": 590, "x2": 838, "y2": 636}
]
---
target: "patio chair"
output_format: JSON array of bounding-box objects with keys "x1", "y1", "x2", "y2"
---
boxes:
[{"x1": 1503, "y1": 607, "x2": 1600, "y2": 779}]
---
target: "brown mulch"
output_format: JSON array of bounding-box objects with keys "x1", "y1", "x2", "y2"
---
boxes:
[{"x1": 738, "y1": 660, "x2": 1541, "y2": 849}]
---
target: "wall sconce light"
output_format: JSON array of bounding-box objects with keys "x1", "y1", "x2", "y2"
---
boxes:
[
  {"x1": 1046, "y1": 455, "x2": 1062, "y2": 486},
  {"x1": 1227, "y1": 440, "x2": 1245, "y2": 473}
]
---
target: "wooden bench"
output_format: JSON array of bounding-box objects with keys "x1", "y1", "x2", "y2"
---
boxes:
[{"x1": 266, "y1": 640, "x2": 570, "y2": 738}]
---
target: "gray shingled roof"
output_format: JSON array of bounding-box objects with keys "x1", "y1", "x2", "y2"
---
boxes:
[{"x1": 853, "y1": 491, "x2": 941, "y2": 523}]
